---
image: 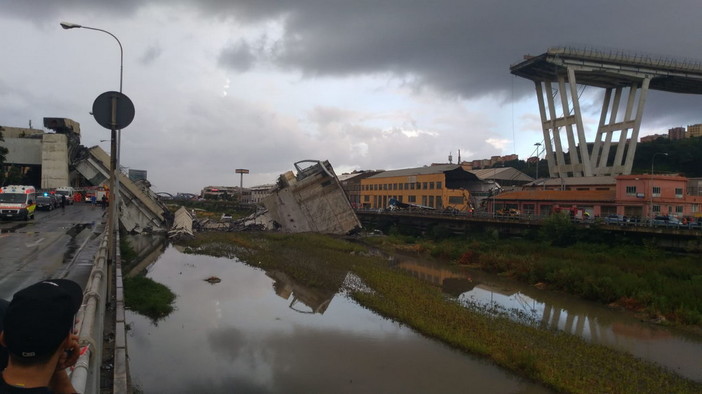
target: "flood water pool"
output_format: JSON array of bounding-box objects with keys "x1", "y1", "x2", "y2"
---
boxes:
[
  {"x1": 396, "y1": 257, "x2": 702, "y2": 383},
  {"x1": 126, "y1": 246, "x2": 549, "y2": 393}
]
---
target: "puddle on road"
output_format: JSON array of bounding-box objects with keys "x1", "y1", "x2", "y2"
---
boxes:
[
  {"x1": 126, "y1": 246, "x2": 550, "y2": 394},
  {"x1": 0, "y1": 223, "x2": 29, "y2": 233},
  {"x1": 62, "y1": 223, "x2": 92, "y2": 264}
]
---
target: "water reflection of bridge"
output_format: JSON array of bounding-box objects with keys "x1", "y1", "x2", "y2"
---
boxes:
[{"x1": 396, "y1": 259, "x2": 671, "y2": 343}]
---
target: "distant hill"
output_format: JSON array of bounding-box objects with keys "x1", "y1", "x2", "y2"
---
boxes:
[{"x1": 632, "y1": 137, "x2": 702, "y2": 177}]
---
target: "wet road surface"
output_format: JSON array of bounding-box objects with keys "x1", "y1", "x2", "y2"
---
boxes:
[{"x1": 0, "y1": 203, "x2": 105, "y2": 299}]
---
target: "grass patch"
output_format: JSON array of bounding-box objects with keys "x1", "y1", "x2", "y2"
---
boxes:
[
  {"x1": 178, "y1": 231, "x2": 702, "y2": 393},
  {"x1": 123, "y1": 276, "x2": 176, "y2": 321}
]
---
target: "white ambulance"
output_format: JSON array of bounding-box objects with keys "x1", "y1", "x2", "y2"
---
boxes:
[{"x1": 0, "y1": 185, "x2": 37, "y2": 220}]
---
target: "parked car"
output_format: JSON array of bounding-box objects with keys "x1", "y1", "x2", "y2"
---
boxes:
[
  {"x1": 604, "y1": 214, "x2": 627, "y2": 225},
  {"x1": 35, "y1": 195, "x2": 55, "y2": 211},
  {"x1": 221, "y1": 213, "x2": 233, "y2": 222},
  {"x1": 650, "y1": 215, "x2": 682, "y2": 228},
  {"x1": 682, "y1": 217, "x2": 702, "y2": 230}
]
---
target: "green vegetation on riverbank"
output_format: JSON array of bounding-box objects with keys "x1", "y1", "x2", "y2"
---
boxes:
[
  {"x1": 123, "y1": 276, "x2": 176, "y2": 321},
  {"x1": 367, "y1": 216, "x2": 702, "y2": 327},
  {"x1": 179, "y1": 231, "x2": 701, "y2": 393}
]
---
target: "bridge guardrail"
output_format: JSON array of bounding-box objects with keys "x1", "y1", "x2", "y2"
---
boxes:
[
  {"x1": 71, "y1": 233, "x2": 108, "y2": 393},
  {"x1": 70, "y1": 231, "x2": 129, "y2": 393}
]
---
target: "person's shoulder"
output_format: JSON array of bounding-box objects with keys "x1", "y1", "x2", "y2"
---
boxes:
[{"x1": 0, "y1": 375, "x2": 53, "y2": 393}]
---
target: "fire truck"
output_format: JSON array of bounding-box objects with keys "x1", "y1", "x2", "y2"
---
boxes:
[{"x1": 0, "y1": 185, "x2": 37, "y2": 220}]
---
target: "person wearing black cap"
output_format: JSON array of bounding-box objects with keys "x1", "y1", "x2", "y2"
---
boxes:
[{"x1": 0, "y1": 279, "x2": 83, "y2": 394}]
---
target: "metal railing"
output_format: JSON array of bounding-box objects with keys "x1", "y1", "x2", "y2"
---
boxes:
[
  {"x1": 70, "y1": 231, "x2": 130, "y2": 393},
  {"x1": 71, "y1": 234, "x2": 108, "y2": 393}
]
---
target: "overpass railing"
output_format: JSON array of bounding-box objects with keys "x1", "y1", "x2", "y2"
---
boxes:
[{"x1": 70, "y1": 231, "x2": 129, "y2": 393}]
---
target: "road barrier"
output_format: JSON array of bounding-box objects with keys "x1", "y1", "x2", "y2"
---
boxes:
[
  {"x1": 71, "y1": 233, "x2": 108, "y2": 393},
  {"x1": 70, "y1": 231, "x2": 129, "y2": 393}
]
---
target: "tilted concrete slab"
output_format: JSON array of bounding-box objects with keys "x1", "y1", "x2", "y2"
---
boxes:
[
  {"x1": 262, "y1": 160, "x2": 361, "y2": 234},
  {"x1": 76, "y1": 146, "x2": 169, "y2": 233},
  {"x1": 169, "y1": 206, "x2": 194, "y2": 239}
]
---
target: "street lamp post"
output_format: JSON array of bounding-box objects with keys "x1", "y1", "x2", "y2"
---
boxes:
[
  {"x1": 61, "y1": 22, "x2": 123, "y2": 265},
  {"x1": 650, "y1": 152, "x2": 668, "y2": 218},
  {"x1": 491, "y1": 162, "x2": 503, "y2": 217},
  {"x1": 534, "y1": 142, "x2": 542, "y2": 180},
  {"x1": 235, "y1": 169, "x2": 249, "y2": 203}
]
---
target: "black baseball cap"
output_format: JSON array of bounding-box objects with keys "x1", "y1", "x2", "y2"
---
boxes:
[{"x1": 2, "y1": 279, "x2": 83, "y2": 359}]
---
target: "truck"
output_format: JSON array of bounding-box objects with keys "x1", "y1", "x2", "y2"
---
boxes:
[{"x1": 0, "y1": 185, "x2": 37, "y2": 220}]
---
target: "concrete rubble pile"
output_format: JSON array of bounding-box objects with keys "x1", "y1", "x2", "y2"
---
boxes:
[{"x1": 169, "y1": 160, "x2": 362, "y2": 237}]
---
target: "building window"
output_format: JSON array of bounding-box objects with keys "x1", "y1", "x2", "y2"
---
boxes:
[
  {"x1": 652, "y1": 205, "x2": 661, "y2": 213},
  {"x1": 409, "y1": 183, "x2": 415, "y2": 190},
  {"x1": 675, "y1": 188, "x2": 683, "y2": 198},
  {"x1": 399, "y1": 183, "x2": 403, "y2": 190},
  {"x1": 652, "y1": 186, "x2": 661, "y2": 197},
  {"x1": 429, "y1": 182, "x2": 435, "y2": 190},
  {"x1": 422, "y1": 196, "x2": 428, "y2": 206},
  {"x1": 429, "y1": 195, "x2": 435, "y2": 207},
  {"x1": 676, "y1": 206, "x2": 684, "y2": 213},
  {"x1": 364, "y1": 195, "x2": 369, "y2": 202},
  {"x1": 436, "y1": 181, "x2": 442, "y2": 189},
  {"x1": 408, "y1": 195, "x2": 416, "y2": 203},
  {"x1": 436, "y1": 196, "x2": 442, "y2": 209},
  {"x1": 416, "y1": 182, "x2": 421, "y2": 190},
  {"x1": 448, "y1": 196, "x2": 463, "y2": 204},
  {"x1": 625, "y1": 186, "x2": 636, "y2": 195},
  {"x1": 423, "y1": 182, "x2": 428, "y2": 190}
]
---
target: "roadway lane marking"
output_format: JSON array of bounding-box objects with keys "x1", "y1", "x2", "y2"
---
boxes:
[{"x1": 25, "y1": 238, "x2": 45, "y2": 248}]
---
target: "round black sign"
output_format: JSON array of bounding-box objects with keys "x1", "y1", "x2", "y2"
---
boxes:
[{"x1": 92, "y1": 91, "x2": 135, "y2": 130}]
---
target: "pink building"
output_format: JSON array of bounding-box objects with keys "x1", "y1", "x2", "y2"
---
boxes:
[
  {"x1": 492, "y1": 174, "x2": 702, "y2": 219},
  {"x1": 615, "y1": 174, "x2": 702, "y2": 218}
]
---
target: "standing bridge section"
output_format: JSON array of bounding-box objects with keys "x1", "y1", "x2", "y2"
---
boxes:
[{"x1": 510, "y1": 47, "x2": 702, "y2": 178}]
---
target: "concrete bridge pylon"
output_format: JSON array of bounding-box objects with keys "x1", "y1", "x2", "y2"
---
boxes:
[{"x1": 510, "y1": 46, "x2": 702, "y2": 178}]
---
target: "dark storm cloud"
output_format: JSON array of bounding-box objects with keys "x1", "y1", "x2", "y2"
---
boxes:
[
  {"x1": 211, "y1": 0, "x2": 702, "y2": 102},
  {"x1": 139, "y1": 44, "x2": 163, "y2": 66},
  {"x1": 218, "y1": 40, "x2": 256, "y2": 72},
  {"x1": 9, "y1": 0, "x2": 702, "y2": 105}
]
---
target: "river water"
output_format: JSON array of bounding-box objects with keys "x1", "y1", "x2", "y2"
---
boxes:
[
  {"x1": 394, "y1": 256, "x2": 702, "y2": 383},
  {"x1": 126, "y1": 238, "x2": 702, "y2": 393},
  {"x1": 126, "y1": 245, "x2": 549, "y2": 393}
]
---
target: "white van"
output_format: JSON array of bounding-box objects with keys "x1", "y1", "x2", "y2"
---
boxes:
[
  {"x1": 0, "y1": 185, "x2": 37, "y2": 220},
  {"x1": 55, "y1": 186, "x2": 76, "y2": 205}
]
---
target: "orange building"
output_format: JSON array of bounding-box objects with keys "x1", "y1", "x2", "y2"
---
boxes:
[
  {"x1": 360, "y1": 165, "x2": 481, "y2": 211},
  {"x1": 492, "y1": 174, "x2": 702, "y2": 218}
]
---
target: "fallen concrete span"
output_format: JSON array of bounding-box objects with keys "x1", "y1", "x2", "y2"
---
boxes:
[
  {"x1": 75, "y1": 146, "x2": 169, "y2": 233},
  {"x1": 262, "y1": 160, "x2": 361, "y2": 234}
]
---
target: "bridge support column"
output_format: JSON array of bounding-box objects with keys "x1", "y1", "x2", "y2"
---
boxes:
[{"x1": 591, "y1": 78, "x2": 650, "y2": 176}]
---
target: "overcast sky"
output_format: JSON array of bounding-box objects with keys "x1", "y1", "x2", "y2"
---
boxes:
[{"x1": 2, "y1": 1, "x2": 702, "y2": 193}]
